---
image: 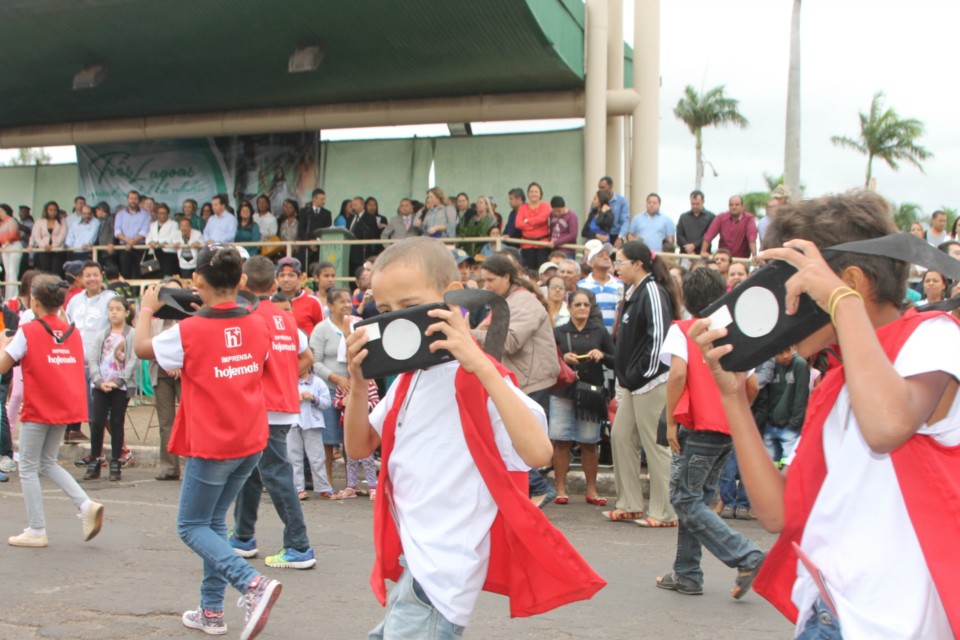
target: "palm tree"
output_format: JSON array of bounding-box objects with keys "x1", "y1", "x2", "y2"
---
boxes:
[
  {"x1": 892, "y1": 202, "x2": 922, "y2": 232},
  {"x1": 674, "y1": 85, "x2": 749, "y2": 190},
  {"x1": 783, "y1": 0, "x2": 801, "y2": 200},
  {"x1": 831, "y1": 91, "x2": 932, "y2": 188}
]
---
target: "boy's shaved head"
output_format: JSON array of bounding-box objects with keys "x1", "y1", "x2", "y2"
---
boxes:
[
  {"x1": 372, "y1": 237, "x2": 460, "y2": 295},
  {"x1": 764, "y1": 190, "x2": 906, "y2": 306}
]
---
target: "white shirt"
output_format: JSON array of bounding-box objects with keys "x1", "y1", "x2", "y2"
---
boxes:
[
  {"x1": 253, "y1": 212, "x2": 278, "y2": 238},
  {"x1": 368, "y1": 361, "x2": 546, "y2": 627},
  {"x1": 146, "y1": 219, "x2": 180, "y2": 248},
  {"x1": 659, "y1": 323, "x2": 688, "y2": 365},
  {"x1": 66, "y1": 289, "x2": 118, "y2": 352},
  {"x1": 266, "y1": 329, "x2": 309, "y2": 425},
  {"x1": 297, "y1": 374, "x2": 330, "y2": 429},
  {"x1": 176, "y1": 229, "x2": 204, "y2": 270},
  {"x1": 793, "y1": 316, "x2": 960, "y2": 638}
]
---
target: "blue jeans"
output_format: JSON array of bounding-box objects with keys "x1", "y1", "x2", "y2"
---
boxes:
[
  {"x1": 369, "y1": 557, "x2": 465, "y2": 639},
  {"x1": 234, "y1": 424, "x2": 310, "y2": 551},
  {"x1": 670, "y1": 429, "x2": 764, "y2": 586},
  {"x1": 763, "y1": 425, "x2": 800, "y2": 465},
  {"x1": 796, "y1": 597, "x2": 842, "y2": 639},
  {"x1": 526, "y1": 388, "x2": 551, "y2": 497},
  {"x1": 719, "y1": 447, "x2": 750, "y2": 509},
  {"x1": 178, "y1": 454, "x2": 262, "y2": 612}
]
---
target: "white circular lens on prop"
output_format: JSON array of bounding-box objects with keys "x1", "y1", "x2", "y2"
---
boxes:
[
  {"x1": 381, "y1": 318, "x2": 422, "y2": 361},
  {"x1": 734, "y1": 287, "x2": 780, "y2": 338}
]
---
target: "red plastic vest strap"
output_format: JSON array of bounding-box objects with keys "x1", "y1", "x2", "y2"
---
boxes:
[
  {"x1": 371, "y1": 357, "x2": 606, "y2": 616},
  {"x1": 754, "y1": 309, "x2": 960, "y2": 636}
]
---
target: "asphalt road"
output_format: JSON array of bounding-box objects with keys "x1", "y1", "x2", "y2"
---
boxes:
[{"x1": 0, "y1": 468, "x2": 793, "y2": 639}]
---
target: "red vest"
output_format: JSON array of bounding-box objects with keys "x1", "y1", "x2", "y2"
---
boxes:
[
  {"x1": 753, "y1": 309, "x2": 960, "y2": 636},
  {"x1": 291, "y1": 290, "x2": 323, "y2": 336},
  {"x1": 168, "y1": 305, "x2": 270, "y2": 459},
  {"x1": 371, "y1": 358, "x2": 606, "y2": 617},
  {"x1": 20, "y1": 316, "x2": 88, "y2": 424},
  {"x1": 254, "y1": 299, "x2": 301, "y2": 414},
  {"x1": 672, "y1": 318, "x2": 731, "y2": 435}
]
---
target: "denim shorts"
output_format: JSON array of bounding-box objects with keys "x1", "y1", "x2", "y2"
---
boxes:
[
  {"x1": 321, "y1": 406, "x2": 344, "y2": 446},
  {"x1": 548, "y1": 397, "x2": 601, "y2": 443}
]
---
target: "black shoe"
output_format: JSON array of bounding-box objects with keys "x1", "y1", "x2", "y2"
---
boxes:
[
  {"x1": 84, "y1": 462, "x2": 101, "y2": 480},
  {"x1": 155, "y1": 473, "x2": 180, "y2": 481},
  {"x1": 109, "y1": 460, "x2": 121, "y2": 481},
  {"x1": 75, "y1": 455, "x2": 96, "y2": 468}
]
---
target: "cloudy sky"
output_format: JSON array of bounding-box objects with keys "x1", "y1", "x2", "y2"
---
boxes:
[{"x1": 2, "y1": 0, "x2": 954, "y2": 222}]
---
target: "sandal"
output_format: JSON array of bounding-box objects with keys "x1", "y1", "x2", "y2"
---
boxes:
[
  {"x1": 318, "y1": 491, "x2": 343, "y2": 500},
  {"x1": 340, "y1": 488, "x2": 358, "y2": 499},
  {"x1": 602, "y1": 509, "x2": 644, "y2": 522},
  {"x1": 656, "y1": 572, "x2": 703, "y2": 595},
  {"x1": 585, "y1": 495, "x2": 607, "y2": 506},
  {"x1": 635, "y1": 517, "x2": 678, "y2": 528},
  {"x1": 732, "y1": 553, "x2": 766, "y2": 599},
  {"x1": 297, "y1": 491, "x2": 309, "y2": 501},
  {"x1": 369, "y1": 489, "x2": 377, "y2": 501},
  {"x1": 554, "y1": 495, "x2": 569, "y2": 505}
]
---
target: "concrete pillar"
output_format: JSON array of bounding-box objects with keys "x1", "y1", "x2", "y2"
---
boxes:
[
  {"x1": 630, "y1": 0, "x2": 659, "y2": 215},
  {"x1": 605, "y1": 0, "x2": 624, "y2": 190},
  {"x1": 584, "y1": 0, "x2": 609, "y2": 216}
]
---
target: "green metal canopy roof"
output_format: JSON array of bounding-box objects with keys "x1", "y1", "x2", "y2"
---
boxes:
[{"x1": 0, "y1": 0, "x2": 615, "y2": 130}]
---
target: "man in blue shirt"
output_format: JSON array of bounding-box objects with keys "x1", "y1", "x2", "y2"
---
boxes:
[
  {"x1": 113, "y1": 190, "x2": 150, "y2": 278},
  {"x1": 65, "y1": 204, "x2": 101, "y2": 262},
  {"x1": 202, "y1": 193, "x2": 238, "y2": 245},
  {"x1": 627, "y1": 193, "x2": 675, "y2": 251},
  {"x1": 577, "y1": 242, "x2": 624, "y2": 334},
  {"x1": 599, "y1": 176, "x2": 631, "y2": 245}
]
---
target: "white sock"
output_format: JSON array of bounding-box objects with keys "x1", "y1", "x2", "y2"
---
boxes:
[
  {"x1": 80, "y1": 499, "x2": 92, "y2": 514},
  {"x1": 28, "y1": 527, "x2": 45, "y2": 536}
]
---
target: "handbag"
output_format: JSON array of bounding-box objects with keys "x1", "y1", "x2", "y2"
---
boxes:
[
  {"x1": 573, "y1": 379, "x2": 608, "y2": 422},
  {"x1": 139, "y1": 249, "x2": 161, "y2": 276},
  {"x1": 551, "y1": 335, "x2": 576, "y2": 392},
  {"x1": 260, "y1": 235, "x2": 283, "y2": 258}
]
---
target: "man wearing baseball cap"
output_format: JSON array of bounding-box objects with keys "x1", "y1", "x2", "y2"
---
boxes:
[
  {"x1": 577, "y1": 243, "x2": 623, "y2": 334},
  {"x1": 276, "y1": 257, "x2": 324, "y2": 335}
]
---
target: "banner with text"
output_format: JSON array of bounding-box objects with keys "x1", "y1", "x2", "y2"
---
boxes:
[{"x1": 77, "y1": 133, "x2": 319, "y2": 213}]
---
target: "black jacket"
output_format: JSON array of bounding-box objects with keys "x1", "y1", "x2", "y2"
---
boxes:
[
  {"x1": 297, "y1": 206, "x2": 332, "y2": 245},
  {"x1": 614, "y1": 275, "x2": 673, "y2": 391},
  {"x1": 553, "y1": 321, "x2": 615, "y2": 399}
]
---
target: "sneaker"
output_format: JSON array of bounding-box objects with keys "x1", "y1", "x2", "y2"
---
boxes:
[
  {"x1": 720, "y1": 506, "x2": 736, "y2": 519},
  {"x1": 0, "y1": 455, "x2": 15, "y2": 473},
  {"x1": 81, "y1": 501, "x2": 104, "y2": 541},
  {"x1": 119, "y1": 447, "x2": 134, "y2": 467},
  {"x1": 238, "y1": 576, "x2": 282, "y2": 640},
  {"x1": 265, "y1": 547, "x2": 316, "y2": 570},
  {"x1": 228, "y1": 532, "x2": 258, "y2": 558},
  {"x1": 735, "y1": 507, "x2": 752, "y2": 521},
  {"x1": 9, "y1": 528, "x2": 48, "y2": 547},
  {"x1": 0, "y1": 470, "x2": 7, "y2": 482},
  {"x1": 182, "y1": 608, "x2": 228, "y2": 636},
  {"x1": 74, "y1": 455, "x2": 103, "y2": 468}
]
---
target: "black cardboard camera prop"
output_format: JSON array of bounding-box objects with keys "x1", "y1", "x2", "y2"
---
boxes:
[
  {"x1": 155, "y1": 288, "x2": 259, "y2": 320},
  {"x1": 701, "y1": 233, "x2": 960, "y2": 372},
  {"x1": 355, "y1": 289, "x2": 509, "y2": 379}
]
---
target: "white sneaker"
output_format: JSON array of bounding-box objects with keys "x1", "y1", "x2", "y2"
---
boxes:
[
  {"x1": 81, "y1": 501, "x2": 104, "y2": 541},
  {"x1": 9, "y1": 528, "x2": 48, "y2": 547},
  {"x1": 0, "y1": 455, "x2": 15, "y2": 473}
]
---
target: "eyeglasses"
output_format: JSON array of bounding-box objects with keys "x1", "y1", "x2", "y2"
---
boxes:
[
  {"x1": 571, "y1": 302, "x2": 591, "y2": 308},
  {"x1": 614, "y1": 259, "x2": 634, "y2": 267},
  {"x1": 548, "y1": 285, "x2": 565, "y2": 291}
]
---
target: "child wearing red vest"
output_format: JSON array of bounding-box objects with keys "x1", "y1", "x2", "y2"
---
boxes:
[
  {"x1": 656, "y1": 268, "x2": 765, "y2": 598},
  {"x1": 1, "y1": 275, "x2": 104, "y2": 548},
  {"x1": 135, "y1": 246, "x2": 281, "y2": 640},
  {"x1": 344, "y1": 237, "x2": 605, "y2": 637},
  {"x1": 691, "y1": 192, "x2": 960, "y2": 638},
  {"x1": 230, "y1": 256, "x2": 317, "y2": 570}
]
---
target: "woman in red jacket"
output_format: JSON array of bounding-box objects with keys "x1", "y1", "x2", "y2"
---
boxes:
[{"x1": 515, "y1": 182, "x2": 552, "y2": 269}]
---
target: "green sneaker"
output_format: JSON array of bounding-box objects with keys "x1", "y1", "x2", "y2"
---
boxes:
[{"x1": 264, "y1": 547, "x2": 316, "y2": 569}]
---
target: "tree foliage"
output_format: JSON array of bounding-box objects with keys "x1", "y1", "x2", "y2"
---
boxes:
[
  {"x1": 2, "y1": 147, "x2": 52, "y2": 166},
  {"x1": 673, "y1": 85, "x2": 749, "y2": 189},
  {"x1": 831, "y1": 91, "x2": 932, "y2": 187}
]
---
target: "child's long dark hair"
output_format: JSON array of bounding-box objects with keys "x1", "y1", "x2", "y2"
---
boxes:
[
  {"x1": 620, "y1": 241, "x2": 682, "y2": 320},
  {"x1": 195, "y1": 245, "x2": 243, "y2": 291}
]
